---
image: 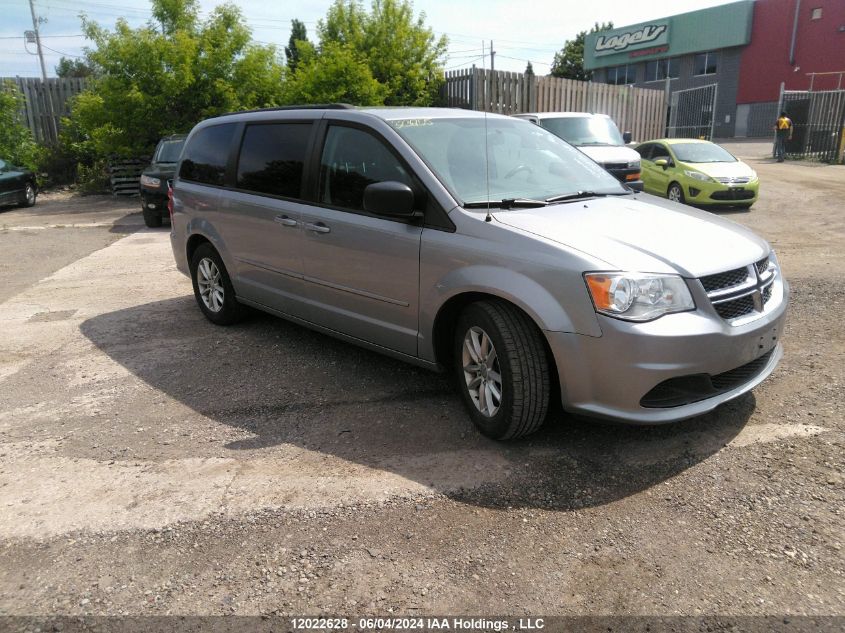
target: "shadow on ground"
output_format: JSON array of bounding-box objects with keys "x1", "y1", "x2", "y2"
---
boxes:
[{"x1": 80, "y1": 296, "x2": 753, "y2": 510}]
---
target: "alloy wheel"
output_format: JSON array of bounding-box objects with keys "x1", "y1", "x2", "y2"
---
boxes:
[
  {"x1": 25, "y1": 184, "x2": 35, "y2": 205},
  {"x1": 461, "y1": 326, "x2": 503, "y2": 417},
  {"x1": 668, "y1": 185, "x2": 682, "y2": 202},
  {"x1": 197, "y1": 257, "x2": 224, "y2": 312}
]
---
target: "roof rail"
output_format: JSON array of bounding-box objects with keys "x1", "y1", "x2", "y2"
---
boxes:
[{"x1": 212, "y1": 104, "x2": 356, "y2": 118}]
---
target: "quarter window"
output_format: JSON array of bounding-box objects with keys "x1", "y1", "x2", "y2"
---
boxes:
[
  {"x1": 319, "y1": 126, "x2": 412, "y2": 212},
  {"x1": 645, "y1": 58, "x2": 679, "y2": 82},
  {"x1": 693, "y1": 52, "x2": 718, "y2": 76},
  {"x1": 236, "y1": 123, "x2": 312, "y2": 198},
  {"x1": 179, "y1": 123, "x2": 236, "y2": 186}
]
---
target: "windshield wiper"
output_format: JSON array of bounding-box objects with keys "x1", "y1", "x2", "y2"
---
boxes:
[
  {"x1": 545, "y1": 190, "x2": 629, "y2": 203},
  {"x1": 463, "y1": 198, "x2": 548, "y2": 209}
]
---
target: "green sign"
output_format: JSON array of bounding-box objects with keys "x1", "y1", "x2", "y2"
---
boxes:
[{"x1": 594, "y1": 24, "x2": 670, "y2": 57}]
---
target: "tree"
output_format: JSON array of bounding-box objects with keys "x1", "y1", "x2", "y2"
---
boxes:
[
  {"x1": 0, "y1": 83, "x2": 43, "y2": 171},
  {"x1": 318, "y1": 0, "x2": 447, "y2": 106},
  {"x1": 525, "y1": 61, "x2": 534, "y2": 76},
  {"x1": 65, "y1": 0, "x2": 285, "y2": 159},
  {"x1": 550, "y1": 21, "x2": 613, "y2": 81},
  {"x1": 285, "y1": 19, "x2": 309, "y2": 72},
  {"x1": 282, "y1": 41, "x2": 386, "y2": 105},
  {"x1": 55, "y1": 57, "x2": 96, "y2": 78}
]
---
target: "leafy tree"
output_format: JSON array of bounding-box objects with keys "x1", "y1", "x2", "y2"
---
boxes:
[
  {"x1": 65, "y1": 0, "x2": 285, "y2": 159},
  {"x1": 285, "y1": 19, "x2": 309, "y2": 72},
  {"x1": 0, "y1": 83, "x2": 43, "y2": 171},
  {"x1": 318, "y1": 0, "x2": 447, "y2": 106},
  {"x1": 55, "y1": 57, "x2": 96, "y2": 78},
  {"x1": 550, "y1": 22, "x2": 613, "y2": 81},
  {"x1": 282, "y1": 41, "x2": 386, "y2": 105}
]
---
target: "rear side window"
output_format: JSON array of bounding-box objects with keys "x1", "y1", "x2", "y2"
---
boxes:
[
  {"x1": 319, "y1": 126, "x2": 412, "y2": 212},
  {"x1": 635, "y1": 144, "x2": 653, "y2": 159},
  {"x1": 179, "y1": 123, "x2": 236, "y2": 186},
  {"x1": 236, "y1": 123, "x2": 312, "y2": 198}
]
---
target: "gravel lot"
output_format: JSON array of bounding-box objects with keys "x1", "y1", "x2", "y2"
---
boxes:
[{"x1": 0, "y1": 155, "x2": 843, "y2": 620}]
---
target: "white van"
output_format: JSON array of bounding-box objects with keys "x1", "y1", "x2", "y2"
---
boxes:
[{"x1": 514, "y1": 112, "x2": 643, "y2": 191}]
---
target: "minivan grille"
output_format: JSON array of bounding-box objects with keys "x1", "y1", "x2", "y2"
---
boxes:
[
  {"x1": 699, "y1": 256, "x2": 777, "y2": 324},
  {"x1": 700, "y1": 267, "x2": 749, "y2": 293}
]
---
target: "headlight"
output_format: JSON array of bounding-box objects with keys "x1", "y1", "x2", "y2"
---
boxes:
[
  {"x1": 584, "y1": 272, "x2": 695, "y2": 321},
  {"x1": 749, "y1": 170, "x2": 758, "y2": 180},
  {"x1": 140, "y1": 175, "x2": 161, "y2": 188},
  {"x1": 628, "y1": 160, "x2": 640, "y2": 170},
  {"x1": 684, "y1": 170, "x2": 712, "y2": 183}
]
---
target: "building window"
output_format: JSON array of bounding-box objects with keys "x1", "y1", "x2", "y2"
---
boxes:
[
  {"x1": 606, "y1": 64, "x2": 635, "y2": 85},
  {"x1": 694, "y1": 52, "x2": 718, "y2": 76},
  {"x1": 645, "y1": 58, "x2": 679, "y2": 82},
  {"x1": 810, "y1": 7, "x2": 822, "y2": 20}
]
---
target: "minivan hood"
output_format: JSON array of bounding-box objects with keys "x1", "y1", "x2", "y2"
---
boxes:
[
  {"x1": 493, "y1": 194, "x2": 769, "y2": 277},
  {"x1": 577, "y1": 144, "x2": 640, "y2": 165},
  {"x1": 682, "y1": 160, "x2": 755, "y2": 179}
]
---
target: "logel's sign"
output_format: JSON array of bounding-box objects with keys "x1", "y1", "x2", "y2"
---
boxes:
[{"x1": 594, "y1": 24, "x2": 669, "y2": 56}]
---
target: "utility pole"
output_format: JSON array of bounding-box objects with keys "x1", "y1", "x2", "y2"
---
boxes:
[
  {"x1": 490, "y1": 40, "x2": 495, "y2": 71},
  {"x1": 27, "y1": 0, "x2": 58, "y2": 142}
]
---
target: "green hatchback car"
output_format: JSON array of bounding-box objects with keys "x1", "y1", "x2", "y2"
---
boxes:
[{"x1": 635, "y1": 139, "x2": 759, "y2": 209}]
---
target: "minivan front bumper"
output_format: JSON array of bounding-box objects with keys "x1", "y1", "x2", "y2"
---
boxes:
[{"x1": 546, "y1": 277, "x2": 788, "y2": 423}]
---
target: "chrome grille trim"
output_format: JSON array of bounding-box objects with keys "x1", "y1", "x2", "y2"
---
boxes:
[{"x1": 699, "y1": 256, "x2": 778, "y2": 324}]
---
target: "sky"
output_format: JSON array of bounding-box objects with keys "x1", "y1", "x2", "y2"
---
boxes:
[{"x1": 0, "y1": 0, "x2": 739, "y2": 78}]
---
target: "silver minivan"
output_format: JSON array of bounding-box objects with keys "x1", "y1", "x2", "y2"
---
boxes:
[{"x1": 170, "y1": 106, "x2": 787, "y2": 440}]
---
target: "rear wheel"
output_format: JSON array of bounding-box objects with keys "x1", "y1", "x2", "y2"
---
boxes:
[
  {"x1": 189, "y1": 243, "x2": 246, "y2": 325},
  {"x1": 667, "y1": 182, "x2": 685, "y2": 204},
  {"x1": 453, "y1": 300, "x2": 551, "y2": 440},
  {"x1": 18, "y1": 182, "x2": 36, "y2": 208}
]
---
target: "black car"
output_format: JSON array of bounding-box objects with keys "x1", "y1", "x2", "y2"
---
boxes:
[
  {"x1": 0, "y1": 159, "x2": 37, "y2": 208},
  {"x1": 140, "y1": 134, "x2": 186, "y2": 227}
]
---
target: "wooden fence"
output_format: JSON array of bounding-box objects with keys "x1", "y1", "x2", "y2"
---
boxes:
[
  {"x1": 0, "y1": 76, "x2": 88, "y2": 146},
  {"x1": 441, "y1": 68, "x2": 667, "y2": 142}
]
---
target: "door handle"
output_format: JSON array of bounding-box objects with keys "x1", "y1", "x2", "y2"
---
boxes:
[
  {"x1": 305, "y1": 222, "x2": 331, "y2": 234},
  {"x1": 274, "y1": 215, "x2": 298, "y2": 227}
]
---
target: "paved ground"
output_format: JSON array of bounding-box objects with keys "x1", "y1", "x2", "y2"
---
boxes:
[{"x1": 0, "y1": 159, "x2": 843, "y2": 618}]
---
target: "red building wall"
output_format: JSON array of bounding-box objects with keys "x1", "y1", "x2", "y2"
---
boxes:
[{"x1": 737, "y1": 0, "x2": 845, "y2": 103}]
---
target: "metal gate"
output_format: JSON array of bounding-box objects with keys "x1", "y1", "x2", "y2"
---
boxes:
[
  {"x1": 667, "y1": 84, "x2": 718, "y2": 140},
  {"x1": 779, "y1": 89, "x2": 845, "y2": 162}
]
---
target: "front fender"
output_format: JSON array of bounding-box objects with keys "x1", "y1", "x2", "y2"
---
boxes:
[{"x1": 418, "y1": 264, "x2": 602, "y2": 362}]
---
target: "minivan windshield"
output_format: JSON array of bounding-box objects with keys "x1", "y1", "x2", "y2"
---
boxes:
[
  {"x1": 391, "y1": 117, "x2": 625, "y2": 206},
  {"x1": 672, "y1": 142, "x2": 737, "y2": 163},
  {"x1": 155, "y1": 139, "x2": 186, "y2": 164},
  {"x1": 540, "y1": 116, "x2": 624, "y2": 147}
]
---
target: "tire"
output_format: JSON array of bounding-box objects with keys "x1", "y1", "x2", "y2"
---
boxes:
[
  {"x1": 453, "y1": 300, "x2": 551, "y2": 440},
  {"x1": 735, "y1": 203, "x2": 753, "y2": 211},
  {"x1": 18, "y1": 182, "x2": 36, "y2": 208},
  {"x1": 667, "y1": 182, "x2": 685, "y2": 204},
  {"x1": 143, "y1": 206, "x2": 163, "y2": 228},
  {"x1": 189, "y1": 243, "x2": 246, "y2": 326}
]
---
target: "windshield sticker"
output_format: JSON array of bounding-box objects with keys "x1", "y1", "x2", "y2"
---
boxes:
[{"x1": 389, "y1": 118, "x2": 433, "y2": 129}]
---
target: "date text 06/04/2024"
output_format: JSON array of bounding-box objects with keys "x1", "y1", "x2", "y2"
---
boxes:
[{"x1": 289, "y1": 617, "x2": 546, "y2": 631}]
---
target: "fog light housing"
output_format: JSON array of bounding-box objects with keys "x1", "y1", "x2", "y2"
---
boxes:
[{"x1": 689, "y1": 187, "x2": 700, "y2": 197}]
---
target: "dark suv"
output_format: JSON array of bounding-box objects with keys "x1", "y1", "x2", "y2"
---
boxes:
[{"x1": 140, "y1": 134, "x2": 186, "y2": 227}]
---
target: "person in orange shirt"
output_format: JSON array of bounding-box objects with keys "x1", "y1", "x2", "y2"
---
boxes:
[{"x1": 773, "y1": 111, "x2": 793, "y2": 162}]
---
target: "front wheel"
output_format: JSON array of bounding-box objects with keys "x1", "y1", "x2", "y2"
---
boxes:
[
  {"x1": 19, "y1": 182, "x2": 36, "y2": 208},
  {"x1": 142, "y1": 206, "x2": 163, "y2": 228},
  {"x1": 453, "y1": 301, "x2": 551, "y2": 440},
  {"x1": 189, "y1": 243, "x2": 246, "y2": 325},
  {"x1": 667, "y1": 182, "x2": 685, "y2": 204}
]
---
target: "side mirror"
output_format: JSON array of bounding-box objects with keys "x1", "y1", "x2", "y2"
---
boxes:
[
  {"x1": 654, "y1": 158, "x2": 669, "y2": 169},
  {"x1": 622, "y1": 131, "x2": 632, "y2": 144},
  {"x1": 363, "y1": 181, "x2": 416, "y2": 218}
]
